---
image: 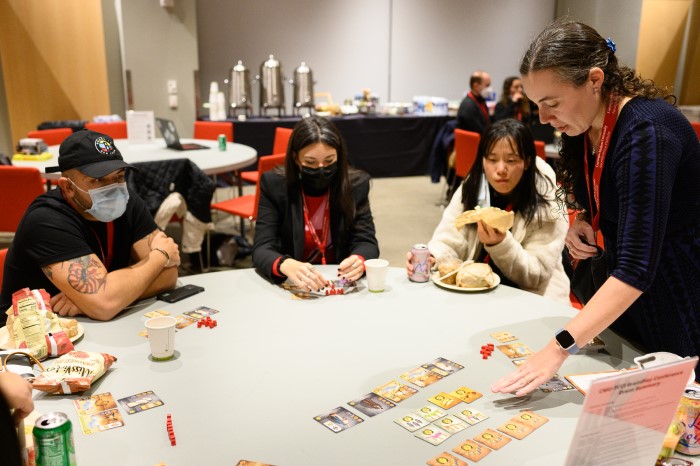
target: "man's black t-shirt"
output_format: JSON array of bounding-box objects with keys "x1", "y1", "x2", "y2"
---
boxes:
[{"x1": 0, "y1": 187, "x2": 156, "y2": 324}]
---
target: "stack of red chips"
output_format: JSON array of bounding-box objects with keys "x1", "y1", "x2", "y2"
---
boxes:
[
  {"x1": 480, "y1": 343, "x2": 495, "y2": 359},
  {"x1": 167, "y1": 414, "x2": 176, "y2": 446},
  {"x1": 197, "y1": 316, "x2": 217, "y2": 329}
]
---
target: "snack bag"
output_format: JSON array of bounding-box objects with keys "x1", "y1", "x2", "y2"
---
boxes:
[
  {"x1": 5, "y1": 288, "x2": 74, "y2": 359},
  {"x1": 32, "y1": 351, "x2": 117, "y2": 395}
]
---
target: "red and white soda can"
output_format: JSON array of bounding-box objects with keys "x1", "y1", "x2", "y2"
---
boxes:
[{"x1": 410, "y1": 244, "x2": 431, "y2": 282}]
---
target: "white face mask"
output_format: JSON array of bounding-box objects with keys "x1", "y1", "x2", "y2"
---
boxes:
[
  {"x1": 480, "y1": 86, "x2": 494, "y2": 100},
  {"x1": 71, "y1": 180, "x2": 129, "y2": 222}
]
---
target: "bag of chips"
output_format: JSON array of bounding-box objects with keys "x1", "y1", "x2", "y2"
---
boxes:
[
  {"x1": 31, "y1": 350, "x2": 117, "y2": 395},
  {"x1": 5, "y1": 288, "x2": 74, "y2": 360}
]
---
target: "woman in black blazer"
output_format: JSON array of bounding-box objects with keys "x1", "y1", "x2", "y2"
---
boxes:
[{"x1": 252, "y1": 116, "x2": 379, "y2": 290}]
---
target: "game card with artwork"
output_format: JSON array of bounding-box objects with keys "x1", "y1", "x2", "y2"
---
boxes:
[
  {"x1": 372, "y1": 380, "x2": 418, "y2": 403},
  {"x1": 347, "y1": 393, "x2": 395, "y2": 417},
  {"x1": 399, "y1": 366, "x2": 443, "y2": 387},
  {"x1": 313, "y1": 407, "x2": 363, "y2": 433}
]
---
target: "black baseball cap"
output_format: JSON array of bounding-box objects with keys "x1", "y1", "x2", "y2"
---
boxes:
[{"x1": 45, "y1": 129, "x2": 133, "y2": 178}]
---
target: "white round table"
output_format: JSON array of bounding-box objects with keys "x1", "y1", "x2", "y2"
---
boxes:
[
  {"x1": 12, "y1": 139, "x2": 257, "y2": 178},
  {"x1": 30, "y1": 267, "x2": 646, "y2": 465}
]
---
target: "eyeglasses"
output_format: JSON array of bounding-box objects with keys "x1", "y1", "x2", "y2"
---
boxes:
[{"x1": 656, "y1": 457, "x2": 694, "y2": 466}]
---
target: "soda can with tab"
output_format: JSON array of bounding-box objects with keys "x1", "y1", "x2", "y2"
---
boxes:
[
  {"x1": 34, "y1": 412, "x2": 77, "y2": 466},
  {"x1": 218, "y1": 134, "x2": 227, "y2": 151},
  {"x1": 676, "y1": 385, "x2": 700, "y2": 456},
  {"x1": 410, "y1": 243, "x2": 431, "y2": 282}
]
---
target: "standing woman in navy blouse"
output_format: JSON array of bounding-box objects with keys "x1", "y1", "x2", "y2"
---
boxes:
[
  {"x1": 492, "y1": 19, "x2": 700, "y2": 395},
  {"x1": 253, "y1": 116, "x2": 379, "y2": 290}
]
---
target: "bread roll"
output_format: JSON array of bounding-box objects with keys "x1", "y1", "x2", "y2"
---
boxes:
[
  {"x1": 59, "y1": 318, "x2": 79, "y2": 338},
  {"x1": 454, "y1": 206, "x2": 514, "y2": 233},
  {"x1": 456, "y1": 263, "x2": 498, "y2": 288},
  {"x1": 437, "y1": 258, "x2": 463, "y2": 285}
]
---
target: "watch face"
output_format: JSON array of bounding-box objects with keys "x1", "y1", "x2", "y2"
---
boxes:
[{"x1": 556, "y1": 330, "x2": 576, "y2": 348}]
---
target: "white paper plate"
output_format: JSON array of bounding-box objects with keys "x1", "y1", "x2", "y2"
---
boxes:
[
  {"x1": 431, "y1": 272, "x2": 500, "y2": 292},
  {"x1": 0, "y1": 319, "x2": 84, "y2": 350}
]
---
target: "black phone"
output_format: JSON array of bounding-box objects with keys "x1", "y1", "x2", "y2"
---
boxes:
[{"x1": 157, "y1": 284, "x2": 205, "y2": 303}]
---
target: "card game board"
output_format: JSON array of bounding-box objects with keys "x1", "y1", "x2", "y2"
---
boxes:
[{"x1": 313, "y1": 407, "x2": 364, "y2": 433}]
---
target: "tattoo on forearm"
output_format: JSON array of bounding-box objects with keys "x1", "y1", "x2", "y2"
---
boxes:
[{"x1": 66, "y1": 256, "x2": 106, "y2": 294}]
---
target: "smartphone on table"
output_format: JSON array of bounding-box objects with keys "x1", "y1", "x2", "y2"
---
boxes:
[{"x1": 157, "y1": 284, "x2": 205, "y2": 303}]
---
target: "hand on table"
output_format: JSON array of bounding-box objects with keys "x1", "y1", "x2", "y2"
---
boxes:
[
  {"x1": 477, "y1": 220, "x2": 506, "y2": 246},
  {"x1": 280, "y1": 258, "x2": 327, "y2": 292},
  {"x1": 338, "y1": 255, "x2": 365, "y2": 282},
  {"x1": 490, "y1": 340, "x2": 568, "y2": 396},
  {"x1": 405, "y1": 251, "x2": 436, "y2": 278},
  {"x1": 50, "y1": 292, "x2": 83, "y2": 317},
  {"x1": 566, "y1": 219, "x2": 598, "y2": 260},
  {"x1": 0, "y1": 372, "x2": 34, "y2": 425}
]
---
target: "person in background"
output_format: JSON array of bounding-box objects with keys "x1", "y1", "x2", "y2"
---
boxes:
[
  {"x1": 0, "y1": 130, "x2": 180, "y2": 323},
  {"x1": 253, "y1": 116, "x2": 379, "y2": 290},
  {"x1": 406, "y1": 119, "x2": 570, "y2": 303},
  {"x1": 0, "y1": 371, "x2": 34, "y2": 466},
  {"x1": 494, "y1": 76, "x2": 531, "y2": 124},
  {"x1": 492, "y1": 19, "x2": 700, "y2": 396},
  {"x1": 456, "y1": 70, "x2": 493, "y2": 135}
]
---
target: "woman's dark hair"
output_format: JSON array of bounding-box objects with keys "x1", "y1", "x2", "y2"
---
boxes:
[
  {"x1": 499, "y1": 76, "x2": 531, "y2": 119},
  {"x1": 461, "y1": 119, "x2": 550, "y2": 226},
  {"x1": 284, "y1": 116, "x2": 356, "y2": 226},
  {"x1": 519, "y1": 19, "x2": 675, "y2": 208}
]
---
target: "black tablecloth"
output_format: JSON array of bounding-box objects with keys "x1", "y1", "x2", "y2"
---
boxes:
[{"x1": 201, "y1": 115, "x2": 452, "y2": 178}]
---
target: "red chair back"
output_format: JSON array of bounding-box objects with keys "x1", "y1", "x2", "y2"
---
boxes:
[
  {"x1": 27, "y1": 128, "x2": 73, "y2": 146},
  {"x1": 0, "y1": 166, "x2": 45, "y2": 232},
  {"x1": 272, "y1": 127, "x2": 293, "y2": 154},
  {"x1": 691, "y1": 121, "x2": 700, "y2": 141},
  {"x1": 194, "y1": 121, "x2": 233, "y2": 142},
  {"x1": 453, "y1": 129, "x2": 480, "y2": 178},
  {"x1": 85, "y1": 121, "x2": 128, "y2": 139},
  {"x1": 0, "y1": 248, "x2": 7, "y2": 289},
  {"x1": 534, "y1": 140, "x2": 547, "y2": 160},
  {"x1": 253, "y1": 154, "x2": 287, "y2": 218}
]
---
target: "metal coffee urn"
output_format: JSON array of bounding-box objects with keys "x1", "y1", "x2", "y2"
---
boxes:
[
  {"x1": 228, "y1": 60, "x2": 252, "y2": 117},
  {"x1": 259, "y1": 55, "x2": 285, "y2": 116},
  {"x1": 292, "y1": 62, "x2": 314, "y2": 115}
]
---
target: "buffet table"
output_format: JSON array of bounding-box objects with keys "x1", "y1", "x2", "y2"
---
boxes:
[{"x1": 29, "y1": 266, "x2": 656, "y2": 465}]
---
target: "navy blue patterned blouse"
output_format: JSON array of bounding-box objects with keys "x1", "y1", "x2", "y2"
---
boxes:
[{"x1": 576, "y1": 98, "x2": 700, "y2": 380}]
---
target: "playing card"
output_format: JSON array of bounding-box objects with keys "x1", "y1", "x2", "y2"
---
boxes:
[
  {"x1": 183, "y1": 306, "x2": 219, "y2": 320},
  {"x1": 144, "y1": 309, "x2": 170, "y2": 318},
  {"x1": 394, "y1": 414, "x2": 429, "y2": 432},
  {"x1": 313, "y1": 407, "x2": 363, "y2": 433},
  {"x1": 117, "y1": 391, "x2": 165, "y2": 414},
  {"x1": 426, "y1": 452, "x2": 467, "y2": 466},
  {"x1": 414, "y1": 426, "x2": 452, "y2": 445},
  {"x1": 539, "y1": 374, "x2": 575, "y2": 393},
  {"x1": 372, "y1": 380, "x2": 418, "y2": 403},
  {"x1": 428, "y1": 392, "x2": 461, "y2": 409},
  {"x1": 496, "y1": 342, "x2": 534, "y2": 359},
  {"x1": 414, "y1": 404, "x2": 447, "y2": 422},
  {"x1": 449, "y1": 386, "x2": 483, "y2": 403},
  {"x1": 433, "y1": 415, "x2": 469, "y2": 434},
  {"x1": 77, "y1": 409, "x2": 125, "y2": 435},
  {"x1": 73, "y1": 393, "x2": 118, "y2": 416},
  {"x1": 347, "y1": 393, "x2": 395, "y2": 417},
  {"x1": 497, "y1": 419, "x2": 535, "y2": 440},
  {"x1": 421, "y1": 357, "x2": 464, "y2": 377},
  {"x1": 399, "y1": 366, "x2": 443, "y2": 387},
  {"x1": 174, "y1": 314, "x2": 197, "y2": 329},
  {"x1": 453, "y1": 408, "x2": 489, "y2": 425},
  {"x1": 452, "y1": 439, "x2": 492, "y2": 462},
  {"x1": 512, "y1": 410, "x2": 549, "y2": 429},
  {"x1": 473, "y1": 428, "x2": 511, "y2": 450},
  {"x1": 490, "y1": 331, "x2": 518, "y2": 343}
]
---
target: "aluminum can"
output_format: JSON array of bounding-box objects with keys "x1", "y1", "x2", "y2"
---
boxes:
[
  {"x1": 676, "y1": 385, "x2": 700, "y2": 455},
  {"x1": 410, "y1": 243, "x2": 430, "y2": 282},
  {"x1": 33, "y1": 412, "x2": 77, "y2": 466},
  {"x1": 218, "y1": 134, "x2": 227, "y2": 151}
]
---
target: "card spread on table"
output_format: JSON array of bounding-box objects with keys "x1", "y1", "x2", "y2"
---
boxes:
[
  {"x1": 347, "y1": 393, "x2": 395, "y2": 417},
  {"x1": 174, "y1": 314, "x2": 197, "y2": 329},
  {"x1": 473, "y1": 428, "x2": 511, "y2": 450},
  {"x1": 399, "y1": 366, "x2": 443, "y2": 387},
  {"x1": 426, "y1": 452, "x2": 467, "y2": 466},
  {"x1": 428, "y1": 392, "x2": 462, "y2": 409},
  {"x1": 449, "y1": 386, "x2": 483, "y2": 403},
  {"x1": 512, "y1": 410, "x2": 549, "y2": 429},
  {"x1": 490, "y1": 331, "x2": 518, "y2": 343},
  {"x1": 414, "y1": 425, "x2": 452, "y2": 445},
  {"x1": 539, "y1": 374, "x2": 575, "y2": 393},
  {"x1": 73, "y1": 393, "x2": 124, "y2": 435},
  {"x1": 452, "y1": 439, "x2": 492, "y2": 462},
  {"x1": 394, "y1": 414, "x2": 429, "y2": 432},
  {"x1": 454, "y1": 408, "x2": 489, "y2": 425},
  {"x1": 421, "y1": 357, "x2": 464, "y2": 377},
  {"x1": 144, "y1": 309, "x2": 170, "y2": 318},
  {"x1": 183, "y1": 306, "x2": 219, "y2": 320},
  {"x1": 414, "y1": 404, "x2": 447, "y2": 422},
  {"x1": 433, "y1": 415, "x2": 469, "y2": 434},
  {"x1": 372, "y1": 380, "x2": 418, "y2": 403},
  {"x1": 496, "y1": 342, "x2": 534, "y2": 359},
  {"x1": 313, "y1": 407, "x2": 363, "y2": 433},
  {"x1": 497, "y1": 419, "x2": 535, "y2": 440},
  {"x1": 117, "y1": 390, "x2": 164, "y2": 414}
]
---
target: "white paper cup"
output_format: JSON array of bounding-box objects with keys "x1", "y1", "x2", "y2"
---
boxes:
[
  {"x1": 145, "y1": 316, "x2": 176, "y2": 360},
  {"x1": 365, "y1": 258, "x2": 389, "y2": 292}
]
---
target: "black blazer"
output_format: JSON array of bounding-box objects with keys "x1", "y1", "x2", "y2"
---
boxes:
[{"x1": 252, "y1": 170, "x2": 380, "y2": 282}]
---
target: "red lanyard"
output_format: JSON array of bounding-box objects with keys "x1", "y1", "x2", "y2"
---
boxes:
[
  {"x1": 92, "y1": 222, "x2": 114, "y2": 268},
  {"x1": 468, "y1": 92, "x2": 490, "y2": 124},
  {"x1": 583, "y1": 97, "x2": 620, "y2": 232},
  {"x1": 301, "y1": 192, "x2": 330, "y2": 265}
]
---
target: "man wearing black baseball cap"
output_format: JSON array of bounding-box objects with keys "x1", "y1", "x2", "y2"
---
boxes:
[{"x1": 0, "y1": 130, "x2": 179, "y2": 322}]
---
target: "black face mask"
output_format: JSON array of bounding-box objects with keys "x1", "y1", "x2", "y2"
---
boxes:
[{"x1": 300, "y1": 163, "x2": 338, "y2": 192}]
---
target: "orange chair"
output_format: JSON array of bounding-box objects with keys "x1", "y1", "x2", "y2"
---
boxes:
[
  {"x1": 691, "y1": 121, "x2": 700, "y2": 141},
  {"x1": 85, "y1": 121, "x2": 128, "y2": 139},
  {"x1": 534, "y1": 140, "x2": 547, "y2": 160},
  {"x1": 211, "y1": 154, "x2": 286, "y2": 237},
  {"x1": 0, "y1": 166, "x2": 45, "y2": 233},
  {"x1": 194, "y1": 121, "x2": 233, "y2": 142},
  {"x1": 449, "y1": 129, "x2": 480, "y2": 196},
  {"x1": 27, "y1": 128, "x2": 73, "y2": 146},
  {"x1": 0, "y1": 248, "x2": 7, "y2": 289},
  {"x1": 240, "y1": 127, "x2": 293, "y2": 184}
]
